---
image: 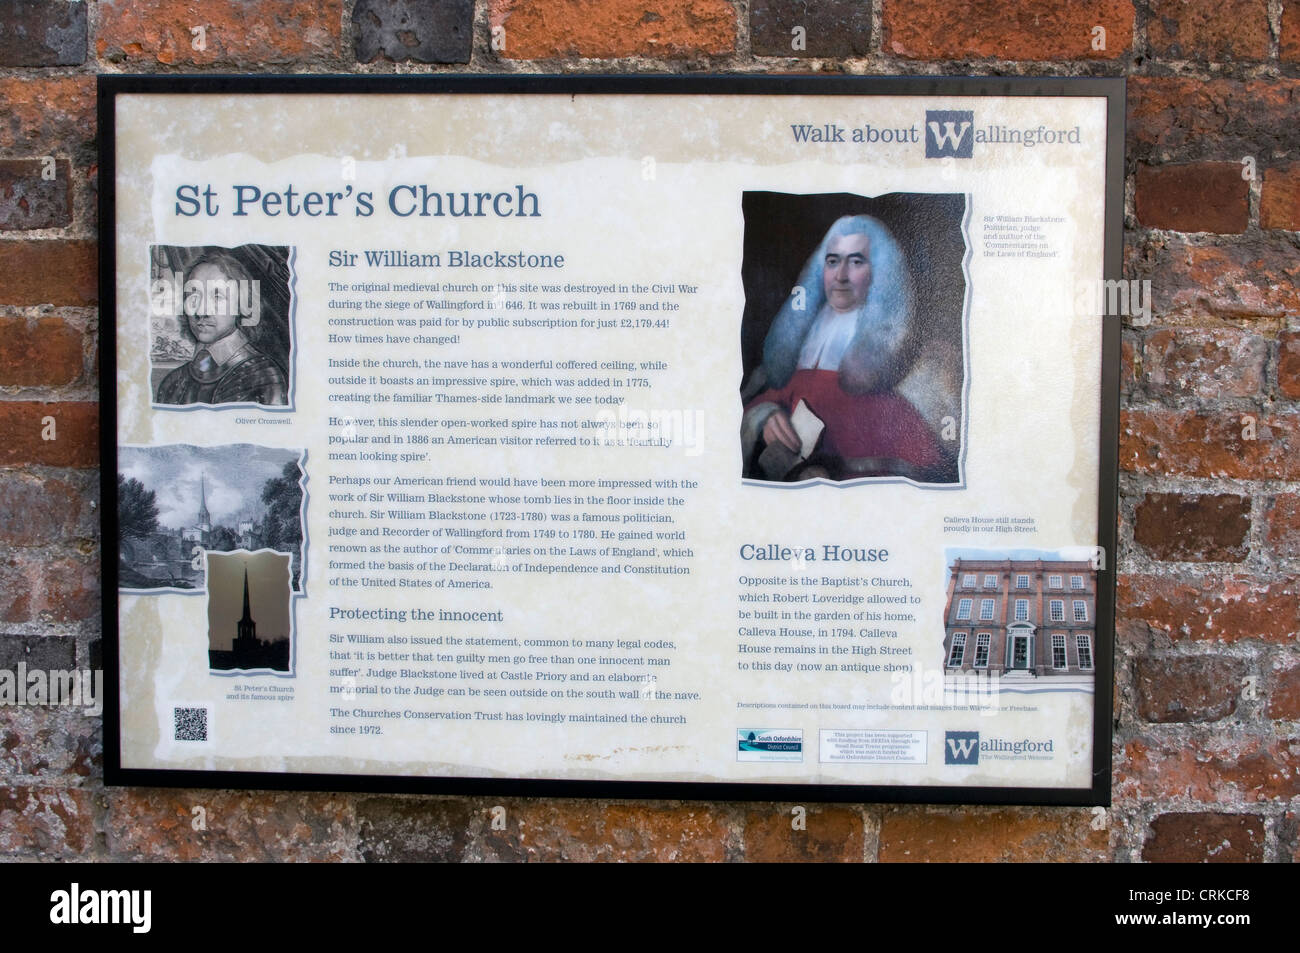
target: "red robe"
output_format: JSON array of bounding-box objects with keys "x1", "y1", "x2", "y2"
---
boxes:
[{"x1": 746, "y1": 368, "x2": 943, "y2": 474}]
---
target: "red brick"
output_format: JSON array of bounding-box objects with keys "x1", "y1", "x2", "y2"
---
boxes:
[
  {"x1": 1133, "y1": 492, "x2": 1250, "y2": 562},
  {"x1": 1142, "y1": 813, "x2": 1265, "y2": 862},
  {"x1": 0, "y1": 553, "x2": 98, "y2": 623},
  {"x1": 1135, "y1": 656, "x2": 1245, "y2": 723},
  {"x1": 106, "y1": 789, "x2": 353, "y2": 861},
  {"x1": 0, "y1": 402, "x2": 98, "y2": 468},
  {"x1": 1128, "y1": 237, "x2": 1300, "y2": 322},
  {"x1": 0, "y1": 241, "x2": 96, "y2": 307},
  {"x1": 1119, "y1": 572, "x2": 1300, "y2": 644},
  {"x1": 0, "y1": 472, "x2": 97, "y2": 547},
  {"x1": 488, "y1": 0, "x2": 735, "y2": 59},
  {"x1": 1135, "y1": 162, "x2": 1248, "y2": 233},
  {"x1": 1261, "y1": 163, "x2": 1300, "y2": 231},
  {"x1": 0, "y1": 77, "x2": 96, "y2": 153},
  {"x1": 743, "y1": 805, "x2": 863, "y2": 862},
  {"x1": 883, "y1": 0, "x2": 1134, "y2": 60},
  {"x1": 1119, "y1": 736, "x2": 1300, "y2": 801},
  {"x1": 1121, "y1": 333, "x2": 1139, "y2": 395},
  {"x1": 1147, "y1": 0, "x2": 1270, "y2": 61},
  {"x1": 95, "y1": 0, "x2": 342, "y2": 66},
  {"x1": 1129, "y1": 78, "x2": 1300, "y2": 161},
  {"x1": 1121, "y1": 409, "x2": 1300, "y2": 480},
  {"x1": 0, "y1": 159, "x2": 72, "y2": 231},
  {"x1": 1268, "y1": 657, "x2": 1300, "y2": 720},
  {"x1": 40, "y1": 557, "x2": 100, "y2": 623},
  {"x1": 1141, "y1": 327, "x2": 1265, "y2": 398},
  {"x1": 1281, "y1": 332, "x2": 1300, "y2": 400},
  {"x1": 879, "y1": 807, "x2": 1107, "y2": 862},
  {"x1": 0, "y1": 317, "x2": 84, "y2": 387},
  {"x1": 486, "y1": 800, "x2": 735, "y2": 862},
  {"x1": 1266, "y1": 494, "x2": 1300, "y2": 559},
  {"x1": 1283, "y1": 1, "x2": 1300, "y2": 62},
  {"x1": 0, "y1": 786, "x2": 94, "y2": 857}
]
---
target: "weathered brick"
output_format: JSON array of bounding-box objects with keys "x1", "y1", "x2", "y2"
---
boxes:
[
  {"x1": 0, "y1": 708, "x2": 100, "y2": 783},
  {"x1": 1129, "y1": 78, "x2": 1300, "y2": 162},
  {"x1": 1142, "y1": 813, "x2": 1265, "y2": 862},
  {"x1": 1118, "y1": 572, "x2": 1300, "y2": 644},
  {"x1": 1119, "y1": 737, "x2": 1300, "y2": 801},
  {"x1": 353, "y1": 0, "x2": 472, "y2": 63},
  {"x1": 883, "y1": 0, "x2": 1134, "y2": 60},
  {"x1": 1135, "y1": 162, "x2": 1248, "y2": 233},
  {"x1": 0, "y1": 241, "x2": 96, "y2": 307},
  {"x1": 1135, "y1": 656, "x2": 1245, "y2": 723},
  {"x1": 356, "y1": 796, "x2": 474, "y2": 861},
  {"x1": 488, "y1": 0, "x2": 736, "y2": 59},
  {"x1": 743, "y1": 805, "x2": 863, "y2": 862},
  {"x1": 1283, "y1": 1, "x2": 1300, "y2": 62},
  {"x1": 1141, "y1": 327, "x2": 1265, "y2": 399},
  {"x1": 879, "y1": 808, "x2": 1108, "y2": 862},
  {"x1": 1127, "y1": 236, "x2": 1300, "y2": 322},
  {"x1": 0, "y1": 159, "x2": 71, "y2": 231},
  {"x1": 95, "y1": 0, "x2": 342, "y2": 66},
  {"x1": 106, "y1": 789, "x2": 353, "y2": 861},
  {"x1": 0, "y1": 317, "x2": 85, "y2": 387},
  {"x1": 0, "y1": 0, "x2": 88, "y2": 66},
  {"x1": 0, "y1": 76, "x2": 96, "y2": 153},
  {"x1": 751, "y1": 0, "x2": 870, "y2": 58},
  {"x1": 1281, "y1": 332, "x2": 1300, "y2": 401},
  {"x1": 39, "y1": 556, "x2": 100, "y2": 623},
  {"x1": 1121, "y1": 333, "x2": 1139, "y2": 395},
  {"x1": 1268, "y1": 658, "x2": 1300, "y2": 720},
  {"x1": 484, "y1": 799, "x2": 734, "y2": 862},
  {"x1": 0, "y1": 402, "x2": 97, "y2": 468},
  {"x1": 1283, "y1": 811, "x2": 1300, "y2": 862},
  {"x1": 0, "y1": 786, "x2": 94, "y2": 857},
  {"x1": 1261, "y1": 162, "x2": 1300, "y2": 231},
  {"x1": 1121, "y1": 409, "x2": 1300, "y2": 480},
  {"x1": 1265, "y1": 494, "x2": 1300, "y2": 559},
  {"x1": 1133, "y1": 493, "x2": 1250, "y2": 562},
  {"x1": 0, "y1": 553, "x2": 98, "y2": 623},
  {"x1": 0, "y1": 465, "x2": 96, "y2": 543},
  {"x1": 0, "y1": 634, "x2": 76, "y2": 671},
  {"x1": 1146, "y1": 0, "x2": 1270, "y2": 61}
]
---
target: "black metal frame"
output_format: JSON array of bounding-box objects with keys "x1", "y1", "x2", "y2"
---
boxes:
[{"x1": 99, "y1": 73, "x2": 1124, "y2": 806}]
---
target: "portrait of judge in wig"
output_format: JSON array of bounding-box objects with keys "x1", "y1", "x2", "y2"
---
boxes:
[{"x1": 740, "y1": 199, "x2": 965, "y2": 485}]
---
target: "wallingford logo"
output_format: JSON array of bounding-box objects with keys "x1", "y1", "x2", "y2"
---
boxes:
[
  {"x1": 925, "y1": 110, "x2": 974, "y2": 158},
  {"x1": 945, "y1": 731, "x2": 979, "y2": 764}
]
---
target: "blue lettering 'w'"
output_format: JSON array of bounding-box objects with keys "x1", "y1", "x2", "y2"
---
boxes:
[
  {"x1": 947, "y1": 736, "x2": 977, "y2": 758},
  {"x1": 927, "y1": 121, "x2": 970, "y2": 151}
]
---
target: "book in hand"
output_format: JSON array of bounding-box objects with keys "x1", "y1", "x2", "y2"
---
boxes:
[{"x1": 757, "y1": 399, "x2": 825, "y2": 480}]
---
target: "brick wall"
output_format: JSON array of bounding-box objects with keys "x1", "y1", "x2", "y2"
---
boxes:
[{"x1": 1, "y1": 0, "x2": 1295, "y2": 863}]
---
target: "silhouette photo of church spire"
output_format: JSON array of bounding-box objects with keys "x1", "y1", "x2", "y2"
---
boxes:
[
  {"x1": 210, "y1": 557, "x2": 291, "y2": 673},
  {"x1": 232, "y1": 567, "x2": 257, "y2": 659}
]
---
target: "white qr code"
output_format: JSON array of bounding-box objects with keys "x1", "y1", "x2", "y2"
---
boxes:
[{"x1": 174, "y1": 707, "x2": 208, "y2": 742}]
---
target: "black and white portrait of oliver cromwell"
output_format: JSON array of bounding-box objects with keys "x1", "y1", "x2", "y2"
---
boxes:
[{"x1": 150, "y1": 244, "x2": 294, "y2": 409}]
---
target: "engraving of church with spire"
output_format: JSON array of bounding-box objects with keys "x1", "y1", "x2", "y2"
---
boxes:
[{"x1": 182, "y1": 474, "x2": 212, "y2": 547}]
